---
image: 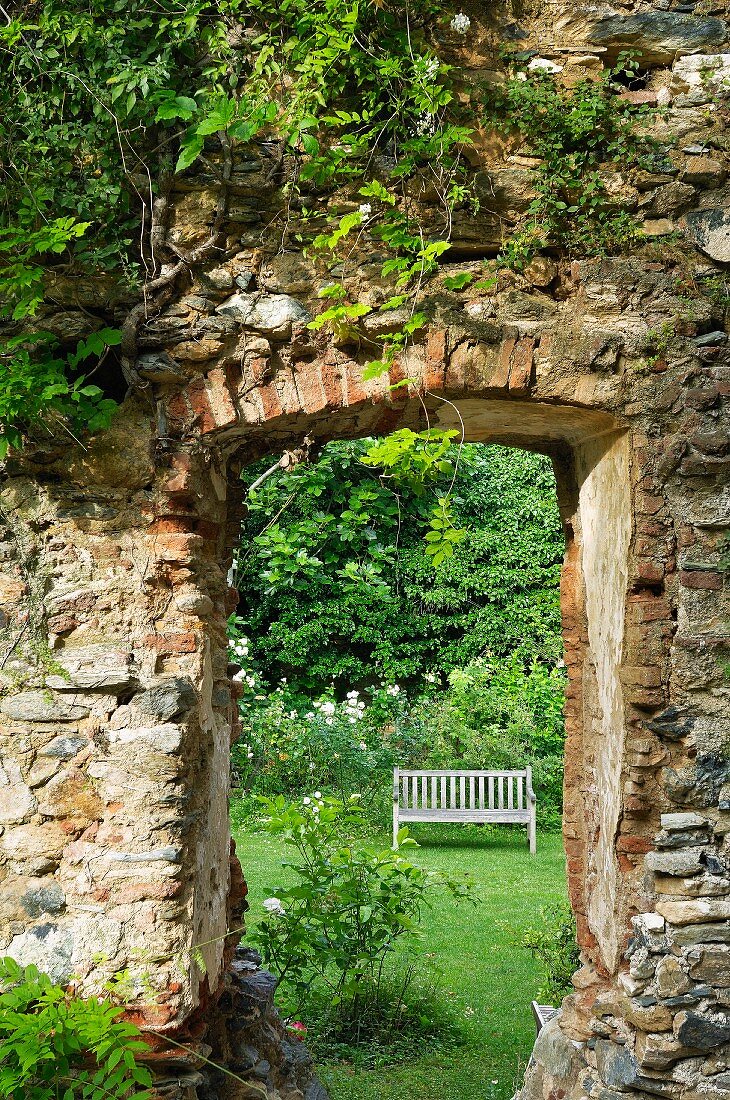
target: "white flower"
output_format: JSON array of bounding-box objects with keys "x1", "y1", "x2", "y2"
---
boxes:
[
  {"x1": 263, "y1": 897, "x2": 285, "y2": 915},
  {"x1": 424, "y1": 56, "x2": 440, "y2": 79},
  {"x1": 320, "y1": 700, "x2": 336, "y2": 716},
  {"x1": 314, "y1": 791, "x2": 322, "y2": 799},
  {"x1": 289, "y1": 710, "x2": 297, "y2": 719},
  {"x1": 450, "y1": 12, "x2": 470, "y2": 33},
  {"x1": 305, "y1": 712, "x2": 315, "y2": 720},
  {"x1": 359, "y1": 742, "x2": 367, "y2": 750},
  {"x1": 414, "y1": 111, "x2": 436, "y2": 137},
  {"x1": 303, "y1": 796, "x2": 311, "y2": 805},
  {"x1": 232, "y1": 670, "x2": 245, "y2": 682},
  {"x1": 359, "y1": 203, "x2": 372, "y2": 217},
  {"x1": 325, "y1": 716, "x2": 334, "y2": 726},
  {"x1": 386, "y1": 684, "x2": 401, "y2": 696},
  {"x1": 309, "y1": 762, "x2": 316, "y2": 770},
  {"x1": 346, "y1": 690, "x2": 359, "y2": 699},
  {"x1": 247, "y1": 751, "x2": 254, "y2": 759}
]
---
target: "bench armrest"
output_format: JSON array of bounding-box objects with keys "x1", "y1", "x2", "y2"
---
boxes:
[{"x1": 527, "y1": 784, "x2": 537, "y2": 803}]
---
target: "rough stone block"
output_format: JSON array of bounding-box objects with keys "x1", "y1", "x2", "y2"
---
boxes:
[
  {"x1": 46, "y1": 646, "x2": 138, "y2": 692},
  {"x1": 0, "y1": 691, "x2": 89, "y2": 722}
]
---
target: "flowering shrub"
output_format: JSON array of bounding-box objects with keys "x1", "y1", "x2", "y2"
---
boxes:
[{"x1": 251, "y1": 795, "x2": 474, "y2": 1045}]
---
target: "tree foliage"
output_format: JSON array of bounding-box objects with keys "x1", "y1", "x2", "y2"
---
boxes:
[{"x1": 234, "y1": 441, "x2": 564, "y2": 694}]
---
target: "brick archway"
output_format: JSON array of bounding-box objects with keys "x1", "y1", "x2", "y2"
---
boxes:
[{"x1": 1, "y1": 310, "x2": 727, "y2": 1096}]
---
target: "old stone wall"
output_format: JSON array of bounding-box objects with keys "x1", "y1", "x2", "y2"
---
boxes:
[{"x1": 1, "y1": 0, "x2": 729, "y2": 1096}]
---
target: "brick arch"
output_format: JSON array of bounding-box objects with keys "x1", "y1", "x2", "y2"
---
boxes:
[
  {"x1": 154, "y1": 341, "x2": 647, "y2": 994},
  {"x1": 1, "y1": 315, "x2": 725, "y2": 1098}
]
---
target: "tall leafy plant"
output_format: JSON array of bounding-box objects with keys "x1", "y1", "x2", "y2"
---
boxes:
[{"x1": 0, "y1": 958, "x2": 153, "y2": 1099}]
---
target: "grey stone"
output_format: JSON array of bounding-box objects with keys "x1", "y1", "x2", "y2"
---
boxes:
[
  {"x1": 532, "y1": 1012, "x2": 583, "y2": 1079},
  {"x1": 662, "y1": 757, "x2": 730, "y2": 810},
  {"x1": 235, "y1": 270, "x2": 255, "y2": 290},
  {"x1": 656, "y1": 955, "x2": 691, "y2": 999},
  {"x1": 136, "y1": 351, "x2": 187, "y2": 382},
  {"x1": 46, "y1": 646, "x2": 137, "y2": 692},
  {"x1": 40, "y1": 736, "x2": 87, "y2": 760},
  {"x1": 647, "y1": 849, "x2": 705, "y2": 876},
  {"x1": 106, "y1": 847, "x2": 182, "y2": 863},
  {"x1": 5, "y1": 925, "x2": 74, "y2": 984},
  {"x1": 0, "y1": 691, "x2": 89, "y2": 721},
  {"x1": 304, "y1": 1083, "x2": 330, "y2": 1100},
  {"x1": 684, "y1": 209, "x2": 730, "y2": 264},
  {"x1": 595, "y1": 1039, "x2": 639, "y2": 1090},
  {"x1": 692, "y1": 332, "x2": 727, "y2": 348},
  {"x1": 199, "y1": 267, "x2": 234, "y2": 292},
  {"x1": 252, "y1": 1059, "x2": 271, "y2": 1080},
  {"x1": 675, "y1": 1011, "x2": 730, "y2": 1052},
  {"x1": 587, "y1": 13, "x2": 728, "y2": 64},
  {"x1": 661, "y1": 813, "x2": 708, "y2": 832},
  {"x1": 664, "y1": 991, "x2": 713, "y2": 1008},
  {"x1": 21, "y1": 882, "x2": 66, "y2": 918},
  {"x1": 672, "y1": 924, "x2": 729, "y2": 950},
  {"x1": 134, "y1": 678, "x2": 197, "y2": 721},
  {"x1": 689, "y1": 947, "x2": 730, "y2": 988},
  {"x1": 703, "y1": 852, "x2": 728, "y2": 876},
  {"x1": 656, "y1": 829, "x2": 711, "y2": 851},
  {"x1": 648, "y1": 709, "x2": 696, "y2": 743},
  {"x1": 216, "y1": 292, "x2": 311, "y2": 338}
]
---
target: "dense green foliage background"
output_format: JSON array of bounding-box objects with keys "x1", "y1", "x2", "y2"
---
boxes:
[
  {"x1": 235, "y1": 442, "x2": 564, "y2": 693},
  {"x1": 230, "y1": 442, "x2": 567, "y2": 825}
]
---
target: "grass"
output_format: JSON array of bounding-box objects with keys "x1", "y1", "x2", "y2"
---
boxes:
[{"x1": 231, "y1": 809, "x2": 568, "y2": 1100}]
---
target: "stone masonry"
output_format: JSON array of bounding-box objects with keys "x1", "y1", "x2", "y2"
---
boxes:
[{"x1": 1, "y1": 0, "x2": 730, "y2": 1097}]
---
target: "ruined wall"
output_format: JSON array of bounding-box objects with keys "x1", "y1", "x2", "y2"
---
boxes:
[{"x1": 1, "y1": 0, "x2": 730, "y2": 1097}]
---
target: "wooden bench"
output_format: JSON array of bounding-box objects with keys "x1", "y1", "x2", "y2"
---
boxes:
[{"x1": 393, "y1": 767, "x2": 537, "y2": 853}]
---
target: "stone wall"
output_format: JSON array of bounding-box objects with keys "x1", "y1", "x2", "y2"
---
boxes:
[{"x1": 1, "y1": 1, "x2": 729, "y2": 1096}]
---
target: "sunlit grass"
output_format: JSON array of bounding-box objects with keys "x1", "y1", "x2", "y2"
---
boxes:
[{"x1": 232, "y1": 810, "x2": 567, "y2": 1100}]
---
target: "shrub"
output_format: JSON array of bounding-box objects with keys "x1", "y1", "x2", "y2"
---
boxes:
[
  {"x1": 515, "y1": 904, "x2": 580, "y2": 1002},
  {"x1": 0, "y1": 957, "x2": 153, "y2": 1098},
  {"x1": 251, "y1": 795, "x2": 474, "y2": 1047}
]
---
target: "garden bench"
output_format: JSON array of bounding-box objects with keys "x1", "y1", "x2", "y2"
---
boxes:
[{"x1": 393, "y1": 767, "x2": 537, "y2": 853}]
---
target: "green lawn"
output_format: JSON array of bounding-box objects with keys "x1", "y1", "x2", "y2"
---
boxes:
[{"x1": 232, "y1": 812, "x2": 567, "y2": 1100}]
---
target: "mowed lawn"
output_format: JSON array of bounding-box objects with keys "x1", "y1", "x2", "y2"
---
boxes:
[{"x1": 231, "y1": 810, "x2": 567, "y2": 1100}]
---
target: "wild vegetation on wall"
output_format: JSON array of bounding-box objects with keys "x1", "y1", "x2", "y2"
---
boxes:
[{"x1": 0, "y1": 1, "x2": 658, "y2": 456}]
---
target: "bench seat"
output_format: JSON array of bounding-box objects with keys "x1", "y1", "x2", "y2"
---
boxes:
[{"x1": 393, "y1": 767, "x2": 537, "y2": 853}]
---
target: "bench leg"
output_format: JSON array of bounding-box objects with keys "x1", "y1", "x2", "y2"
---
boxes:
[
  {"x1": 393, "y1": 805, "x2": 399, "y2": 849},
  {"x1": 528, "y1": 806, "x2": 537, "y2": 855}
]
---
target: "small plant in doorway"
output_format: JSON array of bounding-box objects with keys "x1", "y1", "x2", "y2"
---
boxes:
[
  {"x1": 251, "y1": 794, "x2": 475, "y2": 1059},
  {"x1": 511, "y1": 902, "x2": 580, "y2": 1002},
  {"x1": 0, "y1": 957, "x2": 153, "y2": 1099}
]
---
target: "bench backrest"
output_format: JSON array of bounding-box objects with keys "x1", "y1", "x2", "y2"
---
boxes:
[{"x1": 394, "y1": 768, "x2": 532, "y2": 814}]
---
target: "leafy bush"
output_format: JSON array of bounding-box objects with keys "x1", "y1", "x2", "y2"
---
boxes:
[
  {"x1": 482, "y1": 56, "x2": 657, "y2": 267},
  {"x1": 513, "y1": 904, "x2": 580, "y2": 1002},
  {"x1": 251, "y1": 795, "x2": 474, "y2": 1047},
  {"x1": 0, "y1": 957, "x2": 153, "y2": 1098}
]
